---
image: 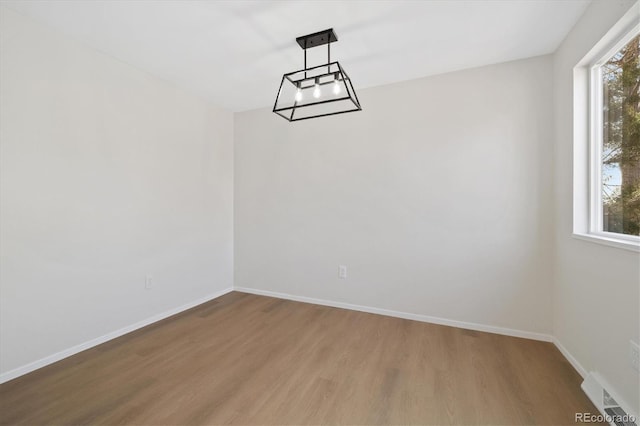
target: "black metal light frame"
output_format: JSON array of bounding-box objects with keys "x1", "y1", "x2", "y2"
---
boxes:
[{"x1": 273, "y1": 29, "x2": 362, "y2": 122}]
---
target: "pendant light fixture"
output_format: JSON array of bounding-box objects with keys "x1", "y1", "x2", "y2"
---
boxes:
[{"x1": 273, "y1": 29, "x2": 362, "y2": 122}]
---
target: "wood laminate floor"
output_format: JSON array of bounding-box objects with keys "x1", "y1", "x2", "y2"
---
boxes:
[{"x1": 0, "y1": 292, "x2": 602, "y2": 425}]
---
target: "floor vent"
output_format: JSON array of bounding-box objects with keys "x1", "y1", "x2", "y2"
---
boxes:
[{"x1": 582, "y1": 373, "x2": 637, "y2": 426}]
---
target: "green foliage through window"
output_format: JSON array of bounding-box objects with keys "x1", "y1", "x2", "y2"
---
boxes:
[{"x1": 602, "y1": 35, "x2": 640, "y2": 236}]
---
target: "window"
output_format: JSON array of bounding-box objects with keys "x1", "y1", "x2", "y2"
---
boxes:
[
  {"x1": 595, "y1": 33, "x2": 640, "y2": 238},
  {"x1": 576, "y1": 18, "x2": 640, "y2": 251}
]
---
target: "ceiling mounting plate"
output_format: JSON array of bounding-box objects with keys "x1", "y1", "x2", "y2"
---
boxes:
[{"x1": 296, "y1": 28, "x2": 338, "y2": 49}]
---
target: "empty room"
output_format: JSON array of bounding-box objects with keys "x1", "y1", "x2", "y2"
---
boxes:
[{"x1": 0, "y1": 0, "x2": 639, "y2": 425}]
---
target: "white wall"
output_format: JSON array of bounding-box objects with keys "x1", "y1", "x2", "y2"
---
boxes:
[
  {"x1": 0, "y1": 7, "x2": 234, "y2": 377},
  {"x1": 235, "y1": 56, "x2": 554, "y2": 336},
  {"x1": 553, "y1": 0, "x2": 640, "y2": 413}
]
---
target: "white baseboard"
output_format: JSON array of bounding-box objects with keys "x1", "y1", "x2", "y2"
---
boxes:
[
  {"x1": 552, "y1": 336, "x2": 588, "y2": 378},
  {"x1": 234, "y1": 286, "x2": 553, "y2": 342},
  {"x1": 0, "y1": 287, "x2": 233, "y2": 384}
]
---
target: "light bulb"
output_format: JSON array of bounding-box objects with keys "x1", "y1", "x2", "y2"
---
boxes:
[
  {"x1": 333, "y1": 80, "x2": 341, "y2": 95},
  {"x1": 313, "y1": 83, "x2": 321, "y2": 99},
  {"x1": 295, "y1": 87, "x2": 302, "y2": 102}
]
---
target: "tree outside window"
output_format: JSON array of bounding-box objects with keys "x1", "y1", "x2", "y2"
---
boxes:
[{"x1": 602, "y1": 35, "x2": 640, "y2": 236}]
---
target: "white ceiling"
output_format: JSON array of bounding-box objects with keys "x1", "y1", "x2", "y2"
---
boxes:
[{"x1": 3, "y1": 0, "x2": 590, "y2": 112}]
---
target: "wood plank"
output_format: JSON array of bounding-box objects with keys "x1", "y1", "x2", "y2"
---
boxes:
[{"x1": 0, "y1": 292, "x2": 603, "y2": 425}]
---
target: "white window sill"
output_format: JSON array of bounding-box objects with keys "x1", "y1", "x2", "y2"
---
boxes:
[{"x1": 572, "y1": 232, "x2": 640, "y2": 253}]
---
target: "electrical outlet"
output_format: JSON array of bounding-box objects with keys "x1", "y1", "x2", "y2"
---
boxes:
[
  {"x1": 145, "y1": 275, "x2": 154, "y2": 289},
  {"x1": 630, "y1": 340, "x2": 639, "y2": 372},
  {"x1": 338, "y1": 265, "x2": 347, "y2": 279}
]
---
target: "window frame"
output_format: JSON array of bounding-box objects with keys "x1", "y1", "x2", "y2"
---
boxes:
[{"x1": 573, "y1": 15, "x2": 640, "y2": 252}]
